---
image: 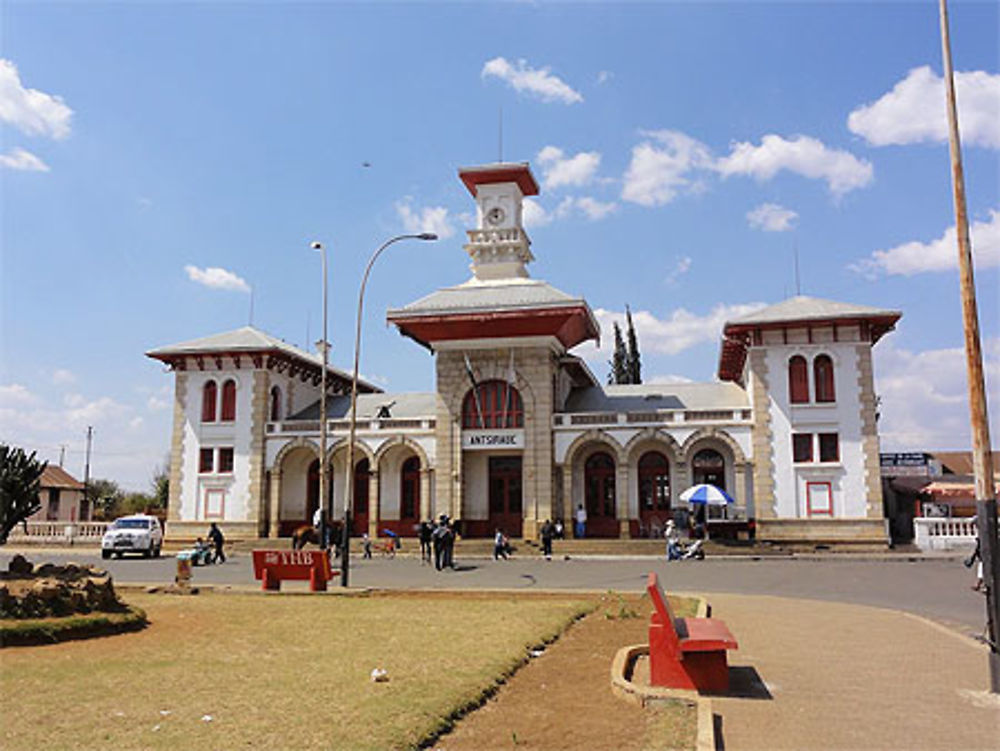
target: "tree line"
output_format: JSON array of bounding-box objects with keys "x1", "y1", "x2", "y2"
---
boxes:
[{"x1": 608, "y1": 305, "x2": 642, "y2": 385}]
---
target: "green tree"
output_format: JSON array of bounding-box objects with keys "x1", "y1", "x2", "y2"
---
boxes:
[
  {"x1": 608, "y1": 322, "x2": 628, "y2": 385},
  {"x1": 151, "y1": 458, "x2": 169, "y2": 511},
  {"x1": 625, "y1": 305, "x2": 642, "y2": 384},
  {"x1": 88, "y1": 478, "x2": 124, "y2": 521},
  {"x1": 0, "y1": 444, "x2": 46, "y2": 544}
]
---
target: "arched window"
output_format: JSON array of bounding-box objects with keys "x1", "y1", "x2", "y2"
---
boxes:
[
  {"x1": 788, "y1": 356, "x2": 809, "y2": 404},
  {"x1": 584, "y1": 452, "x2": 616, "y2": 518},
  {"x1": 401, "y1": 456, "x2": 420, "y2": 521},
  {"x1": 201, "y1": 381, "x2": 217, "y2": 422},
  {"x1": 462, "y1": 380, "x2": 523, "y2": 429},
  {"x1": 638, "y1": 452, "x2": 670, "y2": 514},
  {"x1": 814, "y1": 355, "x2": 835, "y2": 403},
  {"x1": 220, "y1": 379, "x2": 237, "y2": 421},
  {"x1": 269, "y1": 386, "x2": 282, "y2": 421},
  {"x1": 692, "y1": 448, "x2": 726, "y2": 491}
]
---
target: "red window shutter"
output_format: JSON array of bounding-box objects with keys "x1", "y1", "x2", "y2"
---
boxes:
[
  {"x1": 789, "y1": 356, "x2": 809, "y2": 404},
  {"x1": 221, "y1": 380, "x2": 236, "y2": 421},
  {"x1": 814, "y1": 356, "x2": 835, "y2": 403},
  {"x1": 202, "y1": 382, "x2": 217, "y2": 422}
]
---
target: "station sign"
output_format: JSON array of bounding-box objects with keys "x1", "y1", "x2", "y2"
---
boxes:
[
  {"x1": 880, "y1": 452, "x2": 938, "y2": 477},
  {"x1": 462, "y1": 429, "x2": 524, "y2": 450}
]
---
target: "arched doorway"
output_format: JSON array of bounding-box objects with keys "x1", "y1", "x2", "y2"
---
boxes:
[
  {"x1": 306, "y1": 459, "x2": 332, "y2": 523},
  {"x1": 400, "y1": 456, "x2": 420, "y2": 527},
  {"x1": 584, "y1": 452, "x2": 618, "y2": 537},
  {"x1": 692, "y1": 448, "x2": 727, "y2": 522},
  {"x1": 638, "y1": 451, "x2": 670, "y2": 535},
  {"x1": 352, "y1": 458, "x2": 370, "y2": 535}
]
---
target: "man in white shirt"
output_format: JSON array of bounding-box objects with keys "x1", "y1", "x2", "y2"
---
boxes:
[{"x1": 575, "y1": 504, "x2": 587, "y2": 538}]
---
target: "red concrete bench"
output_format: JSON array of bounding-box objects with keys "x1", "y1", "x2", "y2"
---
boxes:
[
  {"x1": 252, "y1": 550, "x2": 339, "y2": 592},
  {"x1": 646, "y1": 572, "x2": 738, "y2": 693}
]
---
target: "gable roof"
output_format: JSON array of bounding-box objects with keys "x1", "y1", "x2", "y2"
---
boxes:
[{"x1": 40, "y1": 465, "x2": 84, "y2": 490}]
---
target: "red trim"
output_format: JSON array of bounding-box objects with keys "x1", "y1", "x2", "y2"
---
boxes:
[
  {"x1": 389, "y1": 305, "x2": 599, "y2": 350},
  {"x1": 459, "y1": 164, "x2": 539, "y2": 197},
  {"x1": 806, "y1": 482, "x2": 833, "y2": 516}
]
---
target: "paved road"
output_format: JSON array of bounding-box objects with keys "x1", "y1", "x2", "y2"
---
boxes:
[{"x1": 4, "y1": 547, "x2": 988, "y2": 636}]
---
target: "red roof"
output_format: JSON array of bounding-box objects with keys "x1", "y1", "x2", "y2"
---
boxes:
[
  {"x1": 459, "y1": 163, "x2": 539, "y2": 197},
  {"x1": 40, "y1": 465, "x2": 84, "y2": 490}
]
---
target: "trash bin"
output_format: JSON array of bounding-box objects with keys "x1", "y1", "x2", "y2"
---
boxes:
[{"x1": 176, "y1": 552, "x2": 193, "y2": 585}]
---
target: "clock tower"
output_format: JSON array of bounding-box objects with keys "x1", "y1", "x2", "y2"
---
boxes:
[{"x1": 458, "y1": 162, "x2": 539, "y2": 281}]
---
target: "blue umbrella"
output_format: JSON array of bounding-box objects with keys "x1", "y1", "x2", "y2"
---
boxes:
[{"x1": 679, "y1": 484, "x2": 734, "y2": 506}]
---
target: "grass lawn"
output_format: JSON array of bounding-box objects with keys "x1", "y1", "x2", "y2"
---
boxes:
[{"x1": 0, "y1": 591, "x2": 592, "y2": 751}]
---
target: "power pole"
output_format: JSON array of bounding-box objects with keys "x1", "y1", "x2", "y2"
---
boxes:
[
  {"x1": 83, "y1": 427, "x2": 93, "y2": 522},
  {"x1": 939, "y1": 0, "x2": 999, "y2": 693}
]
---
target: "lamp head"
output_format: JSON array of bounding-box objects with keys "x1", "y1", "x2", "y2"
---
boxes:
[
  {"x1": 417, "y1": 233, "x2": 438, "y2": 241},
  {"x1": 311, "y1": 241, "x2": 323, "y2": 250}
]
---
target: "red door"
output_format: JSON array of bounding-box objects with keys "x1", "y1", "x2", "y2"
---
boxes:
[
  {"x1": 488, "y1": 457, "x2": 522, "y2": 537},
  {"x1": 638, "y1": 451, "x2": 671, "y2": 536},
  {"x1": 585, "y1": 452, "x2": 619, "y2": 537},
  {"x1": 352, "y1": 458, "x2": 370, "y2": 535}
]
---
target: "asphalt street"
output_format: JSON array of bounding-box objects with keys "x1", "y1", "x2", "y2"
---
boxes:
[{"x1": 3, "y1": 547, "x2": 987, "y2": 637}]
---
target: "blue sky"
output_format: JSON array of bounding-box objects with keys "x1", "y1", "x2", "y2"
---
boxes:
[{"x1": 2, "y1": 1, "x2": 998, "y2": 490}]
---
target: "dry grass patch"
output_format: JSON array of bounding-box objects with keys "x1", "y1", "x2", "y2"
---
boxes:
[{"x1": 0, "y1": 591, "x2": 590, "y2": 751}]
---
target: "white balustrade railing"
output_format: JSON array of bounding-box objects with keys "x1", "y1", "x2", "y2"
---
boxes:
[
  {"x1": 912, "y1": 516, "x2": 977, "y2": 552},
  {"x1": 7, "y1": 521, "x2": 109, "y2": 544}
]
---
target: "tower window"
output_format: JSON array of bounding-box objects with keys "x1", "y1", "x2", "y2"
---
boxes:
[
  {"x1": 221, "y1": 379, "x2": 237, "y2": 421},
  {"x1": 462, "y1": 380, "x2": 523, "y2": 429},
  {"x1": 201, "y1": 381, "x2": 217, "y2": 422},
  {"x1": 814, "y1": 355, "x2": 835, "y2": 403},
  {"x1": 792, "y1": 433, "x2": 813, "y2": 463},
  {"x1": 789, "y1": 356, "x2": 809, "y2": 404}
]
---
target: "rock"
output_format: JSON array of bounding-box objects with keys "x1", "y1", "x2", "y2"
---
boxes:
[{"x1": 8, "y1": 555, "x2": 33, "y2": 577}]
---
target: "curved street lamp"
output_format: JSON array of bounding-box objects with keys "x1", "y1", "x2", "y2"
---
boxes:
[{"x1": 341, "y1": 232, "x2": 438, "y2": 586}]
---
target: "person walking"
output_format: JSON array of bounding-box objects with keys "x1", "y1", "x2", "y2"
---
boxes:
[
  {"x1": 664, "y1": 520, "x2": 682, "y2": 561},
  {"x1": 208, "y1": 522, "x2": 226, "y2": 564},
  {"x1": 433, "y1": 515, "x2": 449, "y2": 571},
  {"x1": 540, "y1": 519, "x2": 554, "y2": 560},
  {"x1": 494, "y1": 528, "x2": 509, "y2": 561},
  {"x1": 575, "y1": 503, "x2": 587, "y2": 539},
  {"x1": 313, "y1": 506, "x2": 331, "y2": 552}
]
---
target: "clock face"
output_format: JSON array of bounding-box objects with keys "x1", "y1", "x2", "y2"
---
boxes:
[{"x1": 486, "y1": 206, "x2": 506, "y2": 226}]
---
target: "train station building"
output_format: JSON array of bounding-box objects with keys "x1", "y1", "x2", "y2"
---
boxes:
[{"x1": 148, "y1": 161, "x2": 901, "y2": 544}]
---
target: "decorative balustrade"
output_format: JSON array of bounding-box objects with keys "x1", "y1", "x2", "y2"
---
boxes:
[
  {"x1": 8, "y1": 521, "x2": 109, "y2": 544},
  {"x1": 558, "y1": 408, "x2": 750, "y2": 429},
  {"x1": 912, "y1": 516, "x2": 977, "y2": 552}
]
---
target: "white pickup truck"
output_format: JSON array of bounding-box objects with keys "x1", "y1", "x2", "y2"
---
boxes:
[{"x1": 101, "y1": 514, "x2": 163, "y2": 559}]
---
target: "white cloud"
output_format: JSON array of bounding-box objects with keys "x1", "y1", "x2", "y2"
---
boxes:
[
  {"x1": 848, "y1": 66, "x2": 1000, "y2": 149},
  {"x1": 0, "y1": 383, "x2": 36, "y2": 407},
  {"x1": 481, "y1": 57, "x2": 583, "y2": 104},
  {"x1": 395, "y1": 200, "x2": 455, "y2": 239},
  {"x1": 51, "y1": 369, "x2": 76, "y2": 386},
  {"x1": 0, "y1": 59, "x2": 73, "y2": 139},
  {"x1": 747, "y1": 203, "x2": 799, "y2": 232},
  {"x1": 572, "y1": 196, "x2": 617, "y2": 221},
  {"x1": 591, "y1": 302, "x2": 767, "y2": 357},
  {"x1": 184, "y1": 265, "x2": 251, "y2": 293},
  {"x1": 522, "y1": 197, "x2": 552, "y2": 228},
  {"x1": 716, "y1": 134, "x2": 873, "y2": 197},
  {"x1": 875, "y1": 337, "x2": 1000, "y2": 450},
  {"x1": 0, "y1": 147, "x2": 49, "y2": 172},
  {"x1": 665, "y1": 256, "x2": 692, "y2": 285},
  {"x1": 596, "y1": 70, "x2": 613, "y2": 85},
  {"x1": 647, "y1": 374, "x2": 696, "y2": 385},
  {"x1": 851, "y1": 208, "x2": 1000, "y2": 278},
  {"x1": 147, "y1": 396, "x2": 169, "y2": 411},
  {"x1": 537, "y1": 146, "x2": 601, "y2": 189},
  {"x1": 621, "y1": 130, "x2": 714, "y2": 207}
]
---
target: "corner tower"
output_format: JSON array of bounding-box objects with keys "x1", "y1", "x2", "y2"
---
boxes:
[{"x1": 388, "y1": 162, "x2": 599, "y2": 539}]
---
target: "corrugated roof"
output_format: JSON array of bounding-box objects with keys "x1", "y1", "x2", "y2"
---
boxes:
[
  {"x1": 290, "y1": 392, "x2": 438, "y2": 421},
  {"x1": 930, "y1": 451, "x2": 1000, "y2": 476},
  {"x1": 388, "y1": 277, "x2": 584, "y2": 317},
  {"x1": 728, "y1": 296, "x2": 900, "y2": 326},
  {"x1": 563, "y1": 382, "x2": 749, "y2": 413},
  {"x1": 40, "y1": 465, "x2": 84, "y2": 490}
]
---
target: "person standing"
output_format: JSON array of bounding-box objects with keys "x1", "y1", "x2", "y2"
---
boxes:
[
  {"x1": 664, "y1": 520, "x2": 682, "y2": 561},
  {"x1": 208, "y1": 522, "x2": 225, "y2": 564},
  {"x1": 575, "y1": 503, "x2": 587, "y2": 539},
  {"x1": 362, "y1": 532, "x2": 373, "y2": 559},
  {"x1": 443, "y1": 518, "x2": 456, "y2": 569},
  {"x1": 433, "y1": 515, "x2": 449, "y2": 571},
  {"x1": 419, "y1": 520, "x2": 433, "y2": 564},
  {"x1": 313, "y1": 506, "x2": 331, "y2": 552},
  {"x1": 540, "y1": 519, "x2": 554, "y2": 560}
]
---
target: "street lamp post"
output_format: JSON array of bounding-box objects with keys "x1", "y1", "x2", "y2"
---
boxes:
[
  {"x1": 341, "y1": 232, "x2": 437, "y2": 587},
  {"x1": 310, "y1": 242, "x2": 330, "y2": 540}
]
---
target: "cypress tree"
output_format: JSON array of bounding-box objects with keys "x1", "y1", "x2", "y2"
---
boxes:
[
  {"x1": 625, "y1": 305, "x2": 642, "y2": 384},
  {"x1": 608, "y1": 322, "x2": 628, "y2": 384}
]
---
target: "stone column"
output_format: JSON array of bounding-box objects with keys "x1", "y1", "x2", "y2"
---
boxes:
[
  {"x1": 733, "y1": 462, "x2": 748, "y2": 517},
  {"x1": 420, "y1": 468, "x2": 432, "y2": 521},
  {"x1": 247, "y1": 371, "x2": 269, "y2": 530},
  {"x1": 368, "y1": 470, "x2": 380, "y2": 539},
  {"x1": 856, "y1": 345, "x2": 883, "y2": 519},
  {"x1": 168, "y1": 372, "x2": 187, "y2": 523},
  {"x1": 616, "y1": 459, "x2": 630, "y2": 538},
  {"x1": 268, "y1": 468, "x2": 282, "y2": 538},
  {"x1": 748, "y1": 350, "x2": 776, "y2": 518}
]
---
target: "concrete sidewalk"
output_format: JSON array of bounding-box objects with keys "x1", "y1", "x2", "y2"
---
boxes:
[{"x1": 704, "y1": 593, "x2": 998, "y2": 750}]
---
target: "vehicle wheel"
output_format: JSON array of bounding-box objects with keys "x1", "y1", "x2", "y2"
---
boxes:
[
  {"x1": 143, "y1": 546, "x2": 152, "y2": 558},
  {"x1": 101, "y1": 550, "x2": 111, "y2": 560},
  {"x1": 153, "y1": 545, "x2": 161, "y2": 558},
  {"x1": 115, "y1": 551, "x2": 123, "y2": 559}
]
